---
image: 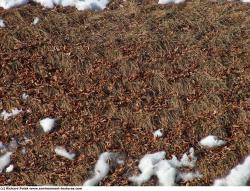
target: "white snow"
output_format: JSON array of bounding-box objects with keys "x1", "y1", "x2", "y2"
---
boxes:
[
  {"x1": 155, "y1": 160, "x2": 177, "y2": 186},
  {"x1": 21, "y1": 148, "x2": 26, "y2": 154},
  {"x1": 0, "y1": 19, "x2": 5, "y2": 28},
  {"x1": 0, "y1": 142, "x2": 6, "y2": 154},
  {"x1": 0, "y1": 0, "x2": 29, "y2": 9},
  {"x1": 199, "y1": 135, "x2": 226, "y2": 148},
  {"x1": 0, "y1": 0, "x2": 110, "y2": 10},
  {"x1": 153, "y1": 129, "x2": 163, "y2": 138},
  {"x1": 33, "y1": 0, "x2": 110, "y2": 10},
  {"x1": 180, "y1": 147, "x2": 197, "y2": 168},
  {"x1": 33, "y1": 0, "x2": 79, "y2": 8},
  {"x1": 55, "y1": 146, "x2": 75, "y2": 160},
  {"x1": 33, "y1": 0, "x2": 58, "y2": 8},
  {"x1": 0, "y1": 152, "x2": 12, "y2": 173},
  {"x1": 213, "y1": 155, "x2": 250, "y2": 186},
  {"x1": 0, "y1": 142, "x2": 4, "y2": 149},
  {"x1": 117, "y1": 159, "x2": 124, "y2": 164},
  {"x1": 21, "y1": 93, "x2": 29, "y2": 100},
  {"x1": 40, "y1": 117, "x2": 56, "y2": 133},
  {"x1": 84, "y1": 152, "x2": 120, "y2": 186},
  {"x1": 177, "y1": 171, "x2": 203, "y2": 182},
  {"x1": 158, "y1": 0, "x2": 185, "y2": 4},
  {"x1": 75, "y1": 0, "x2": 110, "y2": 11},
  {"x1": 241, "y1": 0, "x2": 250, "y2": 3},
  {"x1": 57, "y1": 0, "x2": 77, "y2": 7},
  {"x1": 0, "y1": 0, "x2": 249, "y2": 10},
  {"x1": 0, "y1": 139, "x2": 18, "y2": 154},
  {"x1": 128, "y1": 151, "x2": 166, "y2": 185},
  {"x1": 5, "y1": 164, "x2": 14, "y2": 173},
  {"x1": 32, "y1": 17, "x2": 39, "y2": 25},
  {"x1": 0, "y1": 108, "x2": 22, "y2": 120},
  {"x1": 0, "y1": 0, "x2": 248, "y2": 11},
  {"x1": 129, "y1": 148, "x2": 201, "y2": 186}
]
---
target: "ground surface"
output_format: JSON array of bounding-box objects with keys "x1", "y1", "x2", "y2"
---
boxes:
[{"x1": 0, "y1": 0, "x2": 249, "y2": 186}]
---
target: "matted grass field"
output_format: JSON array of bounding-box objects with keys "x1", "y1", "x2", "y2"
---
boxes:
[{"x1": 0, "y1": 0, "x2": 249, "y2": 186}]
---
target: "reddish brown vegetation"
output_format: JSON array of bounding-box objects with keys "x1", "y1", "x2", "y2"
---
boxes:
[{"x1": 0, "y1": 0, "x2": 249, "y2": 186}]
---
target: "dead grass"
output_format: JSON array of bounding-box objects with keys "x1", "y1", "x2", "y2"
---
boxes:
[{"x1": 0, "y1": 0, "x2": 249, "y2": 186}]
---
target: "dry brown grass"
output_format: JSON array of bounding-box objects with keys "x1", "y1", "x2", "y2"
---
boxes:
[{"x1": 0, "y1": 0, "x2": 249, "y2": 186}]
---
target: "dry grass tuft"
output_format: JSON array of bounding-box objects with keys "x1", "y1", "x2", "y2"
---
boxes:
[{"x1": 0, "y1": 0, "x2": 249, "y2": 186}]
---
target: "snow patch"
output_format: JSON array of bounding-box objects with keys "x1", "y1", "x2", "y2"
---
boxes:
[
  {"x1": 33, "y1": 0, "x2": 110, "y2": 10},
  {"x1": 0, "y1": 142, "x2": 5, "y2": 149},
  {"x1": 33, "y1": 0, "x2": 58, "y2": 8},
  {"x1": 199, "y1": 135, "x2": 226, "y2": 148},
  {"x1": 0, "y1": 152, "x2": 12, "y2": 173},
  {"x1": 21, "y1": 93, "x2": 29, "y2": 100},
  {"x1": 129, "y1": 151, "x2": 166, "y2": 185},
  {"x1": 32, "y1": 17, "x2": 40, "y2": 25},
  {"x1": 21, "y1": 148, "x2": 26, "y2": 154},
  {"x1": 0, "y1": 0, "x2": 249, "y2": 10},
  {"x1": 0, "y1": 142, "x2": 6, "y2": 154},
  {"x1": 0, "y1": 108, "x2": 22, "y2": 120},
  {"x1": 180, "y1": 147, "x2": 197, "y2": 168},
  {"x1": 0, "y1": 0, "x2": 110, "y2": 10},
  {"x1": 177, "y1": 171, "x2": 203, "y2": 182},
  {"x1": 241, "y1": 0, "x2": 250, "y2": 3},
  {"x1": 83, "y1": 152, "x2": 121, "y2": 186},
  {"x1": 5, "y1": 164, "x2": 14, "y2": 173},
  {"x1": 55, "y1": 146, "x2": 75, "y2": 160},
  {"x1": 0, "y1": 0, "x2": 29, "y2": 9},
  {"x1": 155, "y1": 160, "x2": 177, "y2": 186},
  {"x1": 129, "y1": 148, "x2": 201, "y2": 186},
  {"x1": 75, "y1": 0, "x2": 110, "y2": 11},
  {"x1": 213, "y1": 155, "x2": 250, "y2": 186},
  {"x1": 0, "y1": 19, "x2": 5, "y2": 28},
  {"x1": 40, "y1": 117, "x2": 56, "y2": 133},
  {"x1": 0, "y1": 139, "x2": 18, "y2": 154},
  {"x1": 158, "y1": 0, "x2": 185, "y2": 4},
  {"x1": 153, "y1": 129, "x2": 163, "y2": 138}
]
